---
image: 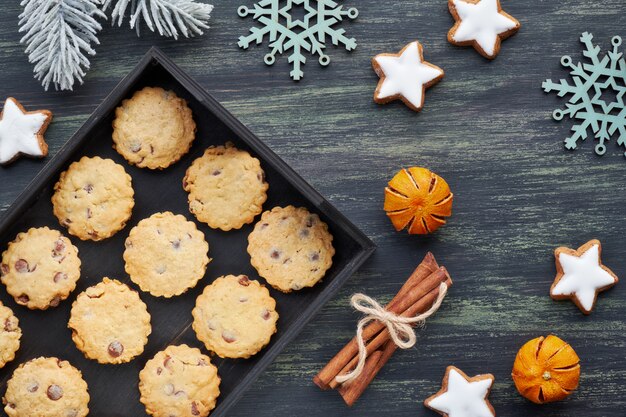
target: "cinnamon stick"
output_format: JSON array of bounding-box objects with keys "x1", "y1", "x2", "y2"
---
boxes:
[
  {"x1": 315, "y1": 265, "x2": 447, "y2": 390},
  {"x1": 313, "y1": 253, "x2": 453, "y2": 407},
  {"x1": 338, "y1": 339, "x2": 397, "y2": 406},
  {"x1": 386, "y1": 252, "x2": 439, "y2": 312},
  {"x1": 329, "y1": 272, "x2": 451, "y2": 389},
  {"x1": 337, "y1": 278, "x2": 452, "y2": 405},
  {"x1": 314, "y1": 253, "x2": 440, "y2": 390}
]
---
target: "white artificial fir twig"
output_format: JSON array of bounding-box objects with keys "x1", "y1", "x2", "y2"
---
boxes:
[
  {"x1": 103, "y1": 0, "x2": 213, "y2": 40},
  {"x1": 19, "y1": 0, "x2": 106, "y2": 91}
]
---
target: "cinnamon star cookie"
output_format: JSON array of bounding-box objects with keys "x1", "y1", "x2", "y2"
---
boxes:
[
  {"x1": 1, "y1": 227, "x2": 81, "y2": 310},
  {"x1": 0, "y1": 302, "x2": 21, "y2": 368},
  {"x1": 550, "y1": 239, "x2": 618, "y2": 314},
  {"x1": 247, "y1": 206, "x2": 334, "y2": 292},
  {"x1": 139, "y1": 344, "x2": 220, "y2": 417},
  {"x1": 3, "y1": 357, "x2": 89, "y2": 417},
  {"x1": 372, "y1": 41, "x2": 444, "y2": 112},
  {"x1": 68, "y1": 278, "x2": 151, "y2": 364},
  {"x1": 0, "y1": 97, "x2": 52, "y2": 165},
  {"x1": 124, "y1": 212, "x2": 210, "y2": 297},
  {"x1": 183, "y1": 142, "x2": 268, "y2": 231},
  {"x1": 424, "y1": 366, "x2": 495, "y2": 417},
  {"x1": 52, "y1": 156, "x2": 135, "y2": 241},
  {"x1": 447, "y1": 0, "x2": 521, "y2": 59},
  {"x1": 192, "y1": 275, "x2": 278, "y2": 358},
  {"x1": 112, "y1": 87, "x2": 196, "y2": 169}
]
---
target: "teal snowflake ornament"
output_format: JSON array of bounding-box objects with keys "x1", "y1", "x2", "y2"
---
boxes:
[
  {"x1": 237, "y1": 0, "x2": 358, "y2": 80},
  {"x1": 543, "y1": 32, "x2": 626, "y2": 157}
]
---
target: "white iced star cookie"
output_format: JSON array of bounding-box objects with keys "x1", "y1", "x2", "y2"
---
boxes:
[
  {"x1": 551, "y1": 239, "x2": 618, "y2": 315},
  {"x1": 372, "y1": 41, "x2": 444, "y2": 112},
  {"x1": 424, "y1": 366, "x2": 496, "y2": 417},
  {"x1": 448, "y1": 0, "x2": 520, "y2": 59},
  {"x1": 0, "y1": 97, "x2": 52, "y2": 165}
]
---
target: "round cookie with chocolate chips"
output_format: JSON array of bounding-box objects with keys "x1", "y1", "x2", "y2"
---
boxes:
[
  {"x1": 183, "y1": 142, "x2": 268, "y2": 231},
  {"x1": 52, "y1": 156, "x2": 135, "y2": 241},
  {"x1": 3, "y1": 357, "x2": 89, "y2": 417},
  {"x1": 192, "y1": 275, "x2": 278, "y2": 359},
  {"x1": 124, "y1": 212, "x2": 210, "y2": 297},
  {"x1": 0, "y1": 302, "x2": 21, "y2": 368},
  {"x1": 247, "y1": 206, "x2": 335, "y2": 292},
  {"x1": 139, "y1": 344, "x2": 220, "y2": 417},
  {"x1": 68, "y1": 278, "x2": 151, "y2": 364},
  {"x1": 112, "y1": 86, "x2": 196, "y2": 169},
  {"x1": 1, "y1": 227, "x2": 81, "y2": 310}
]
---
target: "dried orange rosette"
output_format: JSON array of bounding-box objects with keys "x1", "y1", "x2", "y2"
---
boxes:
[
  {"x1": 512, "y1": 335, "x2": 580, "y2": 404},
  {"x1": 383, "y1": 167, "x2": 453, "y2": 235}
]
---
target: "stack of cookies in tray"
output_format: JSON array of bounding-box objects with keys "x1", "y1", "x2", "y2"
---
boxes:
[{"x1": 0, "y1": 86, "x2": 336, "y2": 417}]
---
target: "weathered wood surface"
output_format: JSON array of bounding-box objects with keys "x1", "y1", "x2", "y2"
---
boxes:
[{"x1": 1, "y1": 0, "x2": 625, "y2": 415}]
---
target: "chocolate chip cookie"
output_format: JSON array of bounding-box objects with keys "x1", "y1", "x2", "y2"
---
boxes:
[
  {"x1": 1, "y1": 227, "x2": 81, "y2": 310},
  {"x1": 68, "y1": 278, "x2": 151, "y2": 364},
  {"x1": 183, "y1": 142, "x2": 268, "y2": 231},
  {"x1": 192, "y1": 275, "x2": 278, "y2": 358},
  {"x1": 52, "y1": 156, "x2": 135, "y2": 241},
  {"x1": 112, "y1": 86, "x2": 196, "y2": 169},
  {"x1": 139, "y1": 344, "x2": 220, "y2": 417},
  {"x1": 247, "y1": 206, "x2": 335, "y2": 292},
  {"x1": 124, "y1": 212, "x2": 210, "y2": 297},
  {"x1": 0, "y1": 302, "x2": 21, "y2": 369},
  {"x1": 3, "y1": 357, "x2": 89, "y2": 417}
]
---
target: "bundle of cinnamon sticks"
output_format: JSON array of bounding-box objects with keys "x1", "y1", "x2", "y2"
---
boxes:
[{"x1": 313, "y1": 252, "x2": 452, "y2": 406}]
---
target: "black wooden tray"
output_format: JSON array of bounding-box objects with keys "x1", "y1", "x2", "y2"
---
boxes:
[{"x1": 0, "y1": 47, "x2": 375, "y2": 417}]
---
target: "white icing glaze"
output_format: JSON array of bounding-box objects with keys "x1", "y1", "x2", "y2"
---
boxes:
[
  {"x1": 451, "y1": 0, "x2": 518, "y2": 57},
  {"x1": 0, "y1": 98, "x2": 48, "y2": 164},
  {"x1": 374, "y1": 41, "x2": 443, "y2": 109},
  {"x1": 428, "y1": 368, "x2": 494, "y2": 417},
  {"x1": 552, "y1": 244, "x2": 617, "y2": 312}
]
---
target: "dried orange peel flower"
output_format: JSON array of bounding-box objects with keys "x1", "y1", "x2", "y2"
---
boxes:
[
  {"x1": 384, "y1": 167, "x2": 453, "y2": 235},
  {"x1": 512, "y1": 335, "x2": 580, "y2": 404}
]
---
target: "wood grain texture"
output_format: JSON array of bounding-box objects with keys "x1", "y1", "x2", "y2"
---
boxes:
[{"x1": 1, "y1": 0, "x2": 625, "y2": 415}]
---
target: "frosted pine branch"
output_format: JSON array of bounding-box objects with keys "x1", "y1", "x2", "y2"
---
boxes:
[
  {"x1": 103, "y1": 0, "x2": 213, "y2": 40},
  {"x1": 19, "y1": 0, "x2": 106, "y2": 91}
]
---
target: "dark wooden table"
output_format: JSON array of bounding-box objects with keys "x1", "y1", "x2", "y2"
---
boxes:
[{"x1": 1, "y1": 1, "x2": 625, "y2": 415}]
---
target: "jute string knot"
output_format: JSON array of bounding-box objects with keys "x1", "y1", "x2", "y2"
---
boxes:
[{"x1": 335, "y1": 282, "x2": 448, "y2": 385}]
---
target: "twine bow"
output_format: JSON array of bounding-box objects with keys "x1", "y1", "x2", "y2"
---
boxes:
[{"x1": 335, "y1": 282, "x2": 448, "y2": 385}]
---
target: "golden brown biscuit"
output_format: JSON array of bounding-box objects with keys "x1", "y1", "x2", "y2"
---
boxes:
[
  {"x1": 52, "y1": 156, "x2": 135, "y2": 241},
  {"x1": 139, "y1": 345, "x2": 220, "y2": 417},
  {"x1": 247, "y1": 206, "x2": 334, "y2": 292},
  {"x1": 1, "y1": 227, "x2": 81, "y2": 309},
  {"x1": 0, "y1": 302, "x2": 21, "y2": 368},
  {"x1": 68, "y1": 278, "x2": 151, "y2": 364},
  {"x1": 3, "y1": 357, "x2": 89, "y2": 417},
  {"x1": 192, "y1": 275, "x2": 278, "y2": 358},
  {"x1": 112, "y1": 87, "x2": 196, "y2": 169},
  {"x1": 183, "y1": 142, "x2": 268, "y2": 231},
  {"x1": 124, "y1": 212, "x2": 210, "y2": 297}
]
